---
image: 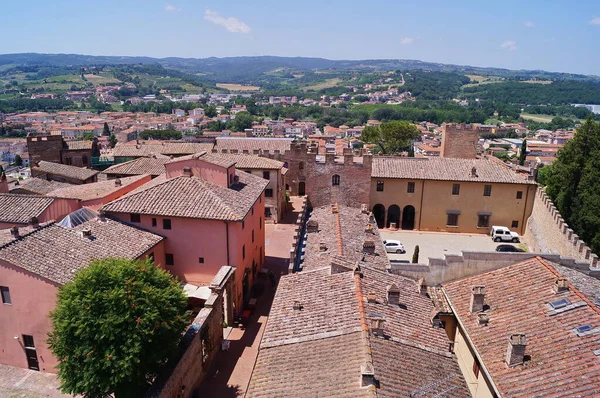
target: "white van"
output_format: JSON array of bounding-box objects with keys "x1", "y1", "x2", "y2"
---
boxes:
[{"x1": 490, "y1": 226, "x2": 520, "y2": 243}]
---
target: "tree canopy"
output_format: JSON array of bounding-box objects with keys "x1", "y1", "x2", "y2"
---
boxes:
[
  {"x1": 360, "y1": 121, "x2": 420, "y2": 154},
  {"x1": 48, "y1": 258, "x2": 188, "y2": 397},
  {"x1": 544, "y1": 119, "x2": 600, "y2": 254},
  {"x1": 138, "y1": 129, "x2": 182, "y2": 140}
]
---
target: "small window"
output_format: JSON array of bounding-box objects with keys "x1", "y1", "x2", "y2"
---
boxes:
[
  {"x1": 447, "y1": 214, "x2": 459, "y2": 226},
  {"x1": 516, "y1": 191, "x2": 523, "y2": 199},
  {"x1": 407, "y1": 182, "x2": 415, "y2": 193},
  {"x1": 511, "y1": 220, "x2": 519, "y2": 228},
  {"x1": 252, "y1": 229, "x2": 255, "y2": 243},
  {"x1": 151, "y1": 218, "x2": 157, "y2": 227},
  {"x1": 163, "y1": 219, "x2": 172, "y2": 230},
  {"x1": 263, "y1": 171, "x2": 270, "y2": 180},
  {"x1": 483, "y1": 185, "x2": 492, "y2": 197},
  {"x1": 242, "y1": 221, "x2": 245, "y2": 229},
  {"x1": 23, "y1": 335, "x2": 35, "y2": 348},
  {"x1": 242, "y1": 245, "x2": 246, "y2": 260},
  {"x1": 376, "y1": 180, "x2": 384, "y2": 192},
  {"x1": 332, "y1": 174, "x2": 340, "y2": 186},
  {"x1": 130, "y1": 213, "x2": 141, "y2": 223},
  {"x1": 549, "y1": 298, "x2": 570, "y2": 310},
  {"x1": 574, "y1": 324, "x2": 593, "y2": 335},
  {"x1": 199, "y1": 257, "x2": 204, "y2": 264},
  {"x1": 299, "y1": 161, "x2": 304, "y2": 170},
  {"x1": 265, "y1": 189, "x2": 273, "y2": 198},
  {"x1": 165, "y1": 253, "x2": 174, "y2": 266},
  {"x1": 477, "y1": 215, "x2": 490, "y2": 228},
  {"x1": 1, "y1": 286, "x2": 11, "y2": 305},
  {"x1": 452, "y1": 184, "x2": 460, "y2": 195}
]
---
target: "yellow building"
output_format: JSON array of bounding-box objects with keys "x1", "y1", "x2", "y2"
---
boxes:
[{"x1": 370, "y1": 157, "x2": 536, "y2": 235}]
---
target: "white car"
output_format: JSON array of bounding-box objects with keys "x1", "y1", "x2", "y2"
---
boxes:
[
  {"x1": 383, "y1": 240, "x2": 406, "y2": 254},
  {"x1": 490, "y1": 225, "x2": 520, "y2": 243}
]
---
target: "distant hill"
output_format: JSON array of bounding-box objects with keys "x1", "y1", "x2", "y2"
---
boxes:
[{"x1": 0, "y1": 53, "x2": 594, "y2": 82}]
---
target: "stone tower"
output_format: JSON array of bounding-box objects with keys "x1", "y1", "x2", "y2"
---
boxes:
[{"x1": 441, "y1": 123, "x2": 479, "y2": 159}]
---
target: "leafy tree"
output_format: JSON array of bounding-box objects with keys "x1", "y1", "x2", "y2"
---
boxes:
[
  {"x1": 138, "y1": 129, "x2": 182, "y2": 140},
  {"x1": 360, "y1": 121, "x2": 420, "y2": 154},
  {"x1": 233, "y1": 111, "x2": 253, "y2": 132},
  {"x1": 204, "y1": 105, "x2": 218, "y2": 118},
  {"x1": 519, "y1": 139, "x2": 527, "y2": 166},
  {"x1": 109, "y1": 134, "x2": 117, "y2": 148},
  {"x1": 412, "y1": 245, "x2": 420, "y2": 264},
  {"x1": 48, "y1": 258, "x2": 188, "y2": 398},
  {"x1": 103, "y1": 122, "x2": 110, "y2": 137},
  {"x1": 81, "y1": 132, "x2": 96, "y2": 141},
  {"x1": 13, "y1": 154, "x2": 22, "y2": 166},
  {"x1": 244, "y1": 98, "x2": 258, "y2": 115}
]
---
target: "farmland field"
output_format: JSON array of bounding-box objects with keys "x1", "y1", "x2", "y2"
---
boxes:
[
  {"x1": 520, "y1": 113, "x2": 554, "y2": 122},
  {"x1": 301, "y1": 78, "x2": 341, "y2": 91},
  {"x1": 84, "y1": 74, "x2": 121, "y2": 84},
  {"x1": 216, "y1": 83, "x2": 261, "y2": 91}
]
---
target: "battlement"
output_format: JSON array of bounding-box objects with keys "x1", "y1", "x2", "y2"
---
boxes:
[
  {"x1": 442, "y1": 122, "x2": 480, "y2": 132},
  {"x1": 524, "y1": 187, "x2": 598, "y2": 271}
]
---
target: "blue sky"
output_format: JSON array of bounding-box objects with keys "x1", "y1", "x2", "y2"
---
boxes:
[{"x1": 1, "y1": 0, "x2": 599, "y2": 75}]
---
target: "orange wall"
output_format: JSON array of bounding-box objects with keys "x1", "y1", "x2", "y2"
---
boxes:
[
  {"x1": 0, "y1": 198, "x2": 81, "y2": 230},
  {"x1": 165, "y1": 159, "x2": 231, "y2": 187},
  {"x1": 81, "y1": 175, "x2": 151, "y2": 211}
]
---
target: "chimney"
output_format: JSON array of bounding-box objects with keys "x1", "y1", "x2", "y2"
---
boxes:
[
  {"x1": 365, "y1": 223, "x2": 375, "y2": 234},
  {"x1": 306, "y1": 220, "x2": 319, "y2": 233},
  {"x1": 360, "y1": 363, "x2": 376, "y2": 387},
  {"x1": 553, "y1": 277, "x2": 569, "y2": 294},
  {"x1": 367, "y1": 292, "x2": 377, "y2": 303},
  {"x1": 470, "y1": 286, "x2": 486, "y2": 313},
  {"x1": 80, "y1": 228, "x2": 92, "y2": 238},
  {"x1": 362, "y1": 241, "x2": 376, "y2": 255},
  {"x1": 370, "y1": 317, "x2": 385, "y2": 336},
  {"x1": 478, "y1": 312, "x2": 490, "y2": 326},
  {"x1": 471, "y1": 167, "x2": 478, "y2": 178},
  {"x1": 418, "y1": 278, "x2": 428, "y2": 296},
  {"x1": 9, "y1": 226, "x2": 19, "y2": 238},
  {"x1": 114, "y1": 178, "x2": 122, "y2": 187},
  {"x1": 360, "y1": 203, "x2": 368, "y2": 214},
  {"x1": 28, "y1": 216, "x2": 39, "y2": 228},
  {"x1": 293, "y1": 301, "x2": 303, "y2": 311},
  {"x1": 387, "y1": 284, "x2": 400, "y2": 305},
  {"x1": 182, "y1": 167, "x2": 193, "y2": 177},
  {"x1": 97, "y1": 211, "x2": 107, "y2": 222},
  {"x1": 505, "y1": 333, "x2": 527, "y2": 367},
  {"x1": 319, "y1": 242, "x2": 327, "y2": 252}
]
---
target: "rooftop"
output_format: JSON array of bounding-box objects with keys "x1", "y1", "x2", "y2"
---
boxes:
[
  {"x1": 0, "y1": 194, "x2": 58, "y2": 224},
  {"x1": 102, "y1": 157, "x2": 170, "y2": 176},
  {"x1": 113, "y1": 142, "x2": 214, "y2": 158},
  {"x1": 101, "y1": 172, "x2": 267, "y2": 221},
  {"x1": 64, "y1": 140, "x2": 93, "y2": 150},
  {"x1": 215, "y1": 137, "x2": 293, "y2": 153},
  {"x1": 372, "y1": 157, "x2": 533, "y2": 185},
  {"x1": 47, "y1": 175, "x2": 149, "y2": 201},
  {"x1": 443, "y1": 257, "x2": 600, "y2": 397},
  {"x1": 32, "y1": 161, "x2": 99, "y2": 181},
  {"x1": 0, "y1": 218, "x2": 164, "y2": 284},
  {"x1": 10, "y1": 178, "x2": 72, "y2": 195}
]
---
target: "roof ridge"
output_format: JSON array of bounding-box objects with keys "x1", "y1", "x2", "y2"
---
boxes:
[
  {"x1": 0, "y1": 221, "x2": 57, "y2": 251},
  {"x1": 101, "y1": 175, "x2": 177, "y2": 208},
  {"x1": 354, "y1": 271, "x2": 376, "y2": 390},
  {"x1": 537, "y1": 256, "x2": 600, "y2": 316}
]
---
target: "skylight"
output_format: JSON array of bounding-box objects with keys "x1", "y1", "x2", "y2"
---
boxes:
[
  {"x1": 575, "y1": 324, "x2": 593, "y2": 334},
  {"x1": 549, "y1": 298, "x2": 571, "y2": 310}
]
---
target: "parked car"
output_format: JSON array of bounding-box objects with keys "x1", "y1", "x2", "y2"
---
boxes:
[
  {"x1": 495, "y1": 244, "x2": 525, "y2": 252},
  {"x1": 383, "y1": 240, "x2": 406, "y2": 254},
  {"x1": 490, "y1": 225, "x2": 520, "y2": 243}
]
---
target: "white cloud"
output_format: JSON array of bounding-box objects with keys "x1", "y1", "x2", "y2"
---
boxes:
[
  {"x1": 165, "y1": 3, "x2": 181, "y2": 12},
  {"x1": 204, "y1": 9, "x2": 252, "y2": 34},
  {"x1": 524, "y1": 20, "x2": 535, "y2": 28},
  {"x1": 500, "y1": 40, "x2": 517, "y2": 51},
  {"x1": 590, "y1": 17, "x2": 600, "y2": 25},
  {"x1": 399, "y1": 37, "x2": 414, "y2": 45}
]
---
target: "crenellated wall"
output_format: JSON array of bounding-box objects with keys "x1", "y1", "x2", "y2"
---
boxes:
[
  {"x1": 288, "y1": 196, "x2": 308, "y2": 273},
  {"x1": 524, "y1": 187, "x2": 598, "y2": 269}
]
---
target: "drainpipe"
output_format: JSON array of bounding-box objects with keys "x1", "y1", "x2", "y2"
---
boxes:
[{"x1": 418, "y1": 180, "x2": 425, "y2": 230}]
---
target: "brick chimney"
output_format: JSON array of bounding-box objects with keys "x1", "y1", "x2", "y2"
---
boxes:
[
  {"x1": 362, "y1": 241, "x2": 376, "y2": 255},
  {"x1": 370, "y1": 317, "x2": 385, "y2": 336},
  {"x1": 470, "y1": 286, "x2": 486, "y2": 313},
  {"x1": 9, "y1": 226, "x2": 19, "y2": 238},
  {"x1": 360, "y1": 363, "x2": 376, "y2": 387},
  {"x1": 114, "y1": 178, "x2": 122, "y2": 187},
  {"x1": 553, "y1": 277, "x2": 569, "y2": 294},
  {"x1": 418, "y1": 278, "x2": 428, "y2": 296},
  {"x1": 28, "y1": 216, "x2": 39, "y2": 229},
  {"x1": 387, "y1": 284, "x2": 400, "y2": 305},
  {"x1": 505, "y1": 333, "x2": 527, "y2": 367},
  {"x1": 478, "y1": 312, "x2": 490, "y2": 326},
  {"x1": 367, "y1": 292, "x2": 377, "y2": 303}
]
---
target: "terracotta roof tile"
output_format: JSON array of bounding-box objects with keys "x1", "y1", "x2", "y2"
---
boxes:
[
  {"x1": 215, "y1": 137, "x2": 292, "y2": 153},
  {"x1": 47, "y1": 175, "x2": 148, "y2": 201},
  {"x1": 64, "y1": 140, "x2": 92, "y2": 150},
  {"x1": 10, "y1": 178, "x2": 73, "y2": 195},
  {"x1": 0, "y1": 194, "x2": 57, "y2": 223},
  {"x1": 32, "y1": 161, "x2": 98, "y2": 181},
  {"x1": 113, "y1": 142, "x2": 214, "y2": 157},
  {"x1": 103, "y1": 157, "x2": 170, "y2": 176}
]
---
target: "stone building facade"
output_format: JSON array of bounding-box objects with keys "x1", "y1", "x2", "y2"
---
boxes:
[
  {"x1": 440, "y1": 123, "x2": 480, "y2": 159},
  {"x1": 27, "y1": 132, "x2": 94, "y2": 167}
]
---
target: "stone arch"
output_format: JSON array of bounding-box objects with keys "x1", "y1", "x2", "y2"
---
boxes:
[
  {"x1": 373, "y1": 204, "x2": 385, "y2": 229},
  {"x1": 402, "y1": 205, "x2": 416, "y2": 230},
  {"x1": 387, "y1": 205, "x2": 400, "y2": 229}
]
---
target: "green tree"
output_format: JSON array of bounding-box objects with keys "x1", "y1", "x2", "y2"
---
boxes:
[
  {"x1": 109, "y1": 134, "x2": 117, "y2": 148},
  {"x1": 233, "y1": 111, "x2": 253, "y2": 132},
  {"x1": 204, "y1": 105, "x2": 218, "y2": 118},
  {"x1": 412, "y1": 245, "x2": 420, "y2": 264},
  {"x1": 103, "y1": 122, "x2": 110, "y2": 137},
  {"x1": 360, "y1": 121, "x2": 420, "y2": 154},
  {"x1": 244, "y1": 98, "x2": 258, "y2": 115},
  {"x1": 519, "y1": 139, "x2": 527, "y2": 166},
  {"x1": 81, "y1": 132, "x2": 96, "y2": 141},
  {"x1": 13, "y1": 154, "x2": 22, "y2": 166},
  {"x1": 48, "y1": 258, "x2": 188, "y2": 398}
]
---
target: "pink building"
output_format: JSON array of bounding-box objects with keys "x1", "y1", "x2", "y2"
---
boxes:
[
  {"x1": 0, "y1": 218, "x2": 164, "y2": 372},
  {"x1": 0, "y1": 194, "x2": 80, "y2": 229},
  {"x1": 102, "y1": 152, "x2": 268, "y2": 313}
]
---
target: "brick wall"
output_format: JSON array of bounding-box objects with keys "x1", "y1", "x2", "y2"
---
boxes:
[
  {"x1": 524, "y1": 187, "x2": 598, "y2": 269},
  {"x1": 27, "y1": 134, "x2": 63, "y2": 165},
  {"x1": 441, "y1": 123, "x2": 479, "y2": 159}
]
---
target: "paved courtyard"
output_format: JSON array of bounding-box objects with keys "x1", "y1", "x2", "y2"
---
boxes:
[
  {"x1": 379, "y1": 229, "x2": 521, "y2": 264},
  {"x1": 0, "y1": 364, "x2": 69, "y2": 398}
]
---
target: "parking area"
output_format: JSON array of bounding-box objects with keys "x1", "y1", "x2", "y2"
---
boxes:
[{"x1": 379, "y1": 230, "x2": 518, "y2": 263}]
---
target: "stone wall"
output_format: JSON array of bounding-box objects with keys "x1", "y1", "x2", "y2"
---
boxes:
[
  {"x1": 440, "y1": 123, "x2": 479, "y2": 159},
  {"x1": 27, "y1": 134, "x2": 63, "y2": 165},
  {"x1": 146, "y1": 266, "x2": 235, "y2": 398},
  {"x1": 524, "y1": 187, "x2": 598, "y2": 269}
]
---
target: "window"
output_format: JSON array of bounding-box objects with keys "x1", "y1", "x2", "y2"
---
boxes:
[
  {"x1": 242, "y1": 221, "x2": 245, "y2": 229},
  {"x1": 151, "y1": 218, "x2": 157, "y2": 227},
  {"x1": 407, "y1": 182, "x2": 415, "y2": 193},
  {"x1": 242, "y1": 245, "x2": 246, "y2": 260},
  {"x1": 516, "y1": 191, "x2": 523, "y2": 199},
  {"x1": 477, "y1": 215, "x2": 490, "y2": 228},
  {"x1": 148, "y1": 252, "x2": 154, "y2": 263},
  {"x1": 265, "y1": 189, "x2": 273, "y2": 197},
  {"x1": 452, "y1": 184, "x2": 460, "y2": 195},
  {"x1": 199, "y1": 257, "x2": 204, "y2": 264},
  {"x1": 332, "y1": 174, "x2": 340, "y2": 186},
  {"x1": 23, "y1": 335, "x2": 35, "y2": 349},
  {"x1": 447, "y1": 213, "x2": 459, "y2": 226},
  {"x1": 263, "y1": 171, "x2": 270, "y2": 180},
  {"x1": 252, "y1": 230, "x2": 255, "y2": 243},
  {"x1": 1, "y1": 286, "x2": 11, "y2": 304},
  {"x1": 165, "y1": 253, "x2": 174, "y2": 266},
  {"x1": 376, "y1": 180, "x2": 384, "y2": 192},
  {"x1": 511, "y1": 220, "x2": 519, "y2": 228},
  {"x1": 163, "y1": 219, "x2": 172, "y2": 230},
  {"x1": 130, "y1": 213, "x2": 141, "y2": 223},
  {"x1": 299, "y1": 161, "x2": 304, "y2": 170},
  {"x1": 483, "y1": 185, "x2": 492, "y2": 196}
]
